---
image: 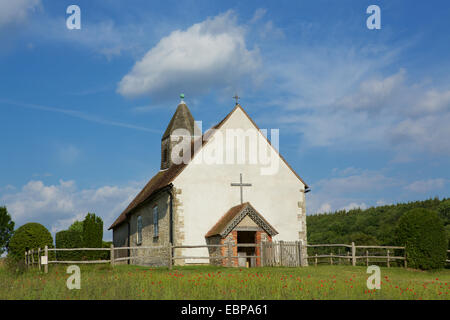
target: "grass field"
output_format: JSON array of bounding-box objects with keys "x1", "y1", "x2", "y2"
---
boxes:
[{"x1": 0, "y1": 263, "x2": 449, "y2": 300}]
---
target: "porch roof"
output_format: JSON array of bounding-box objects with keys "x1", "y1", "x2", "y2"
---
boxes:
[{"x1": 205, "y1": 202, "x2": 278, "y2": 238}]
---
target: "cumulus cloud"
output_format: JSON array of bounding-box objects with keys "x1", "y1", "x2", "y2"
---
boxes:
[
  {"x1": 0, "y1": 179, "x2": 142, "y2": 239},
  {"x1": 0, "y1": 0, "x2": 41, "y2": 28},
  {"x1": 117, "y1": 10, "x2": 262, "y2": 99}
]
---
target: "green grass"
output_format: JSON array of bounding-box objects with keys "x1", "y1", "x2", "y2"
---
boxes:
[{"x1": 0, "y1": 263, "x2": 449, "y2": 300}]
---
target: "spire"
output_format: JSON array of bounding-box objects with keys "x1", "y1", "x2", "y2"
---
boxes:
[
  {"x1": 162, "y1": 96, "x2": 196, "y2": 140},
  {"x1": 160, "y1": 95, "x2": 198, "y2": 169}
]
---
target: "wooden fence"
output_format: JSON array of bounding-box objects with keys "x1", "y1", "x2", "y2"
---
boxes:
[
  {"x1": 25, "y1": 243, "x2": 450, "y2": 273},
  {"x1": 306, "y1": 243, "x2": 407, "y2": 268}
]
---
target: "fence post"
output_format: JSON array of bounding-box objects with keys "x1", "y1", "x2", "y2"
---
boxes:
[
  {"x1": 330, "y1": 251, "x2": 333, "y2": 265},
  {"x1": 28, "y1": 250, "x2": 31, "y2": 268},
  {"x1": 44, "y1": 245, "x2": 48, "y2": 274},
  {"x1": 38, "y1": 248, "x2": 41, "y2": 271},
  {"x1": 347, "y1": 251, "x2": 350, "y2": 265},
  {"x1": 366, "y1": 250, "x2": 369, "y2": 266},
  {"x1": 404, "y1": 249, "x2": 407, "y2": 268},
  {"x1": 25, "y1": 251, "x2": 27, "y2": 268},
  {"x1": 351, "y1": 242, "x2": 356, "y2": 266},
  {"x1": 110, "y1": 244, "x2": 115, "y2": 267},
  {"x1": 314, "y1": 253, "x2": 318, "y2": 267},
  {"x1": 387, "y1": 249, "x2": 390, "y2": 268},
  {"x1": 260, "y1": 241, "x2": 264, "y2": 267},
  {"x1": 279, "y1": 241, "x2": 284, "y2": 266},
  {"x1": 227, "y1": 241, "x2": 232, "y2": 267}
]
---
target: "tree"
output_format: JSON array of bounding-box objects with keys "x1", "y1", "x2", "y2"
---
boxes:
[
  {"x1": 396, "y1": 208, "x2": 447, "y2": 270},
  {"x1": 82, "y1": 213, "x2": 103, "y2": 260},
  {"x1": 8, "y1": 223, "x2": 53, "y2": 262},
  {"x1": 68, "y1": 220, "x2": 83, "y2": 233},
  {"x1": 0, "y1": 206, "x2": 15, "y2": 256}
]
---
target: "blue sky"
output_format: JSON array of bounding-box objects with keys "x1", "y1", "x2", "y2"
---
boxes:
[{"x1": 0, "y1": 0, "x2": 449, "y2": 241}]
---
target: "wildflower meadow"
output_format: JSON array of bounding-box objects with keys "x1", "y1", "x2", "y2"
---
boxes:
[{"x1": 0, "y1": 263, "x2": 449, "y2": 300}]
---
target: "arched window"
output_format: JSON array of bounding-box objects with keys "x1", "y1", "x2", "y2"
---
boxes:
[{"x1": 137, "y1": 216, "x2": 142, "y2": 245}]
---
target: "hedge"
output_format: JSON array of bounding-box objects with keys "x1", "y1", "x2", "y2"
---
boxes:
[
  {"x1": 55, "y1": 229, "x2": 83, "y2": 261},
  {"x1": 396, "y1": 208, "x2": 447, "y2": 270}
]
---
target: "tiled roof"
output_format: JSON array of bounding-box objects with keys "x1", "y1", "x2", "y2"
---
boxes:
[
  {"x1": 205, "y1": 202, "x2": 278, "y2": 238},
  {"x1": 162, "y1": 103, "x2": 198, "y2": 140}
]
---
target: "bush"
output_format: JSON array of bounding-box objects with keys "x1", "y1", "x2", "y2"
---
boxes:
[
  {"x1": 396, "y1": 208, "x2": 447, "y2": 270},
  {"x1": 8, "y1": 223, "x2": 53, "y2": 262},
  {"x1": 55, "y1": 229, "x2": 83, "y2": 261},
  {"x1": 82, "y1": 213, "x2": 103, "y2": 260}
]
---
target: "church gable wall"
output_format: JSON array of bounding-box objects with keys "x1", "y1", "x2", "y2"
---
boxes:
[{"x1": 173, "y1": 107, "x2": 307, "y2": 264}]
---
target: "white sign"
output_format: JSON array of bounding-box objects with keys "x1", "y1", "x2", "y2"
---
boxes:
[{"x1": 40, "y1": 255, "x2": 48, "y2": 265}]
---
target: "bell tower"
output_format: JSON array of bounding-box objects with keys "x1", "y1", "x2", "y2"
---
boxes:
[{"x1": 161, "y1": 94, "x2": 197, "y2": 170}]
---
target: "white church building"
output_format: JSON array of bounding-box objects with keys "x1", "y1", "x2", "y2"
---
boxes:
[{"x1": 109, "y1": 97, "x2": 310, "y2": 267}]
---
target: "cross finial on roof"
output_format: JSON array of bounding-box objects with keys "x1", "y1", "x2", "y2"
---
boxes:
[{"x1": 233, "y1": 94, "x2": 240, "y2": 105}]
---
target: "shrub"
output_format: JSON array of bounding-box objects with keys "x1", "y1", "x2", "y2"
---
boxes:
[
  {"x1": 82, "y1": 213, "x2": 103, "y2": 260},
  {"x1": 8, "y1": 223, "x2": 53, "y2": 262},
  {"x1": 55, "y1": 229, "x2": 83, "y2": 261},
  {"x1": 396, "y1": 208, "x2": 447, "y2": 270}
]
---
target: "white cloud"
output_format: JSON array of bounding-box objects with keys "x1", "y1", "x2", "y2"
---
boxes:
[
  {"x1": 341, "y1": 202, "x2": 367, "y2": 211},
  {"x1": 307, "y1": 168, "x2": 401, "y2": 215},
  {"x1": 0, "y1": 0, "x2": 41, "y2": 28},
  {"x1": 273, "y1": 65, "x2": 450, "y2": 155},
  {"x1": 250, "y1": 8, "x2": 267, "y2": 24},
  {"x1": 117, "y1": 10, "x2": 262, "y2": 99},
  {"x1": 337, "y1": 69, "x2": 406, "y2": 112},
  {"x1": 0, "y1": 179, "x2": 142, "y2": 240},
  {"x1": 404, "y1": 178, "x2": 446, "y2": 193}
]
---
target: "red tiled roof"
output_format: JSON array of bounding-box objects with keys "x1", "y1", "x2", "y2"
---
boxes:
[{"x1": 205, "y1": 202, "x2": 278, "y2": 238}]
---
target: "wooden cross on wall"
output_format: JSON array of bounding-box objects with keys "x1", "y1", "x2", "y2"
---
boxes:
[{"x1": 231, "y1": 173, "x2": 252, "y2": 204}]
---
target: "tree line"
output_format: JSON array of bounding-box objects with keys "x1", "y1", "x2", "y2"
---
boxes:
[{"x1": 306, "y1": 197, "x2": 450, "y2": 247}]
